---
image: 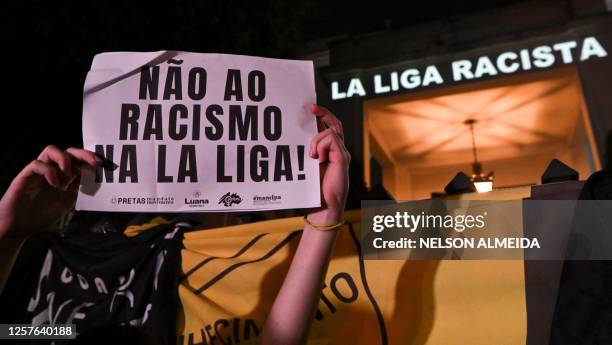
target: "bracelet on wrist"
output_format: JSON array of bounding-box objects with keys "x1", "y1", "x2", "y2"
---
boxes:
[{"x1": 303, "y1": 216, "x2": 345, "y2": 231}]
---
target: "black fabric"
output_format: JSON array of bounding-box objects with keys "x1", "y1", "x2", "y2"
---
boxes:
[
  {"x1": 550, "y1": 171, "x2": 612, "y2": 345},
  {"x1": 0, "y1": 222, "x2": 185, "y2": 345}
]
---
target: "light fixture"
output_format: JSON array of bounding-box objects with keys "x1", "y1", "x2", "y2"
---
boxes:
[{"x1": 465, "y1": 119, "x2": 494, "y2": 192}]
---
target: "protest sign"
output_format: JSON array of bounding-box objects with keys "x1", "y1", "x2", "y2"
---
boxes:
[{"x1": 76, "y1": 51, "x2": 320, "y2": 212}]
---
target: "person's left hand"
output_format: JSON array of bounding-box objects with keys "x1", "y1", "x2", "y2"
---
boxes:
[
  {"x1": 306, "y1": 104, "x2": 350, "y2": 225},
  {"x1": 0, "y1": 145, "x2": 102, "y2": 238}
]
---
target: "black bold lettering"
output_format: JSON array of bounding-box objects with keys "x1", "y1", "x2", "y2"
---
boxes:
[
  {"x1": 248, "y1": 70, "x2": 265, "y2": 101},
  {"x1": 250, "y1": 145, "x2": 268, "y2": 182},
  {"x1": 139, "y1": 66, "x2": 159, "y2": 100},
  {"x1": 95, "y1": 144, "x2": 114, "y2": 183},
  {"x1": 243, "y1": 319, "x2": 260, "y2": 340},
  {"x1": 178, "y1": 145, "x2": 198, "y2": 183},
  {"x1": 233, "y1": 319, "x2": 240, "y2": 343},
  {"x1": 188, "y1": 67, "x2": 207, "y2": 100},
  {"x1": 163, "y1": 66, "x2": 183, "y2": 100},
  {"x1": 263, "y1": 106, "x2": 282, "y2": 141},
  {"x1": 118, "y1": 145, "x2": 138, "y2": 183},
  {"x1": 120, "y1": 104, "x2": 140, "y2": 140},
  {"x1": 213, "y1": 319, "x2": 231, "y2": 345},
  {"x1": 157, "y1": 145, "x2": 173, "y2": 183},
  {"x1": 180, "y1": 332, "x2": 205, "y2": 345},
  {"x1": 216, "y1": 146, "x2": 232, "y2": 182},
  {"x1": 273, "y1": 145, "x2": 292, "y2": 181},
  {"x1": 184, "y1": 330, "x2": 206, "y2": 345},
  {"x1": 205, "y1": 105, "x2": 224, "y2": 140},
  {"x1": 143, "y1": 104, "x2": 163, "y2": 140},
  {"x1": 320, "y1": 284, "x2": 337, "y2": 314},
  {"x1": 224, "y1": 69, "x2": 243, "y2": 101},
  {"x1": 192, "y1": 104, "x2": 201, "y2": 140},
  {"x1": 330, "y1": 272, "x2": 358, "y2": 303},
  {"x1": 229, "y1": 105, "x2": 257, "y2": 140},
  {"x1": 204, "y1": 324, "x2": 216, "y2": 345},
  {"x1": 237, "y1": 145, "x2": 245, "y2": 182},
  {"x1": 169, "y1": 104, "x2": 188, "y2": 140}
]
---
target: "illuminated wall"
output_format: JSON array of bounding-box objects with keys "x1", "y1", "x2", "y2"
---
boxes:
[{"x1": 363, "y1": 68, "x2": 600, "y2": 200}]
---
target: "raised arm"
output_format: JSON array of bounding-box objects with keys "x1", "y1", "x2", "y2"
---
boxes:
[{"x1": 258, "y1": 105, "x2": 350, "y2": 345}]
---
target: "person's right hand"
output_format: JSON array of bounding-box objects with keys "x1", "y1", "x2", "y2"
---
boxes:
[{"x1": 0, "y1": 145, "x2": 102, "y2": 239}]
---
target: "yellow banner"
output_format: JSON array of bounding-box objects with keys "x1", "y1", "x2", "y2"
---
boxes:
[{"x1": 176, "y1": 207, "x2": 527, "y2": 345}]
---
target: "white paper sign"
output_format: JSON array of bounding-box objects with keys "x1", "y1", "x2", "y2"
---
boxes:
[{"x1": 76, "y1": 51, "x2": 320, "y2": 212}]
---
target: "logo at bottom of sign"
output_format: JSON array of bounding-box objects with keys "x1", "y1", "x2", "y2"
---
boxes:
[{"x1": 218, "y1": 192, "x2": 243, "y2": 207}]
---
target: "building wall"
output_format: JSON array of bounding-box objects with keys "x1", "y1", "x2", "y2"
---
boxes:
[{"x1": 313, "y1": 1, "x2": 612, "y2": 198}]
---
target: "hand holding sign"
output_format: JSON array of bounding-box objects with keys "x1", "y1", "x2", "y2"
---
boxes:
[
  {"x1": 0, "y1": 146, "x2": 101, "y2": 238},
  {"x1": 306, "y1": 105, "x2": 350, "y2": 225}
]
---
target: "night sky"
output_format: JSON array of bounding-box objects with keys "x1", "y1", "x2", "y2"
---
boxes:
[{"x1": 0, "y1": 0, "x2": 535, "y2": 191}]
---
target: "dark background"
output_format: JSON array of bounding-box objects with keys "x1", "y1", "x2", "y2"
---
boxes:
[{"x1": 0, "y1": 0, "x2": 534, "y2": 193}]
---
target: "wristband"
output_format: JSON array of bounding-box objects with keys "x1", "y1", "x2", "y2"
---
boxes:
[{"x1": 304, "y1": 216, "x2": 345, "y2": 231}]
